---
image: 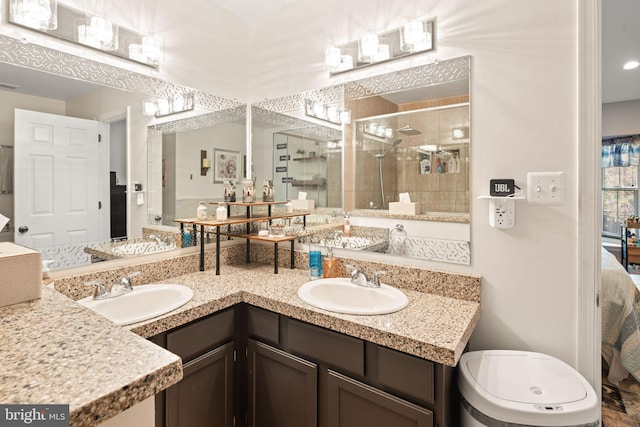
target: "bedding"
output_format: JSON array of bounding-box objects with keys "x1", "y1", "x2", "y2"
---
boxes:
[{"x1": 601, "y1": 246, "x2": 640, "y2": 384}]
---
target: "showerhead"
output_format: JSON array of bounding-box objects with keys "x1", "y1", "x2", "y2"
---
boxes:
[
  {"x1": 374, "y1": 139, "x2": 403, "y2": 158},
  {"x1": 396, "y1": 125, "x2": 422, "y2": 136}
]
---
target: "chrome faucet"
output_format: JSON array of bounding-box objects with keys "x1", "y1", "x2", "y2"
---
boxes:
[
  {"x1": 110, "y1": 271, "x2": 141, "y2": 297},
  {"x1": 346, "y1": 265, "x2": 386, "y2": 288},
  {"x1": 85, "y1": 281, "x2": 109, "y2": 300}
]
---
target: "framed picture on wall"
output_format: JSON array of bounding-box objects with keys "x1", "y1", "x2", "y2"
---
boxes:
[{"x1": 213, "y1": 149, "x2": 241, "y2": 183}]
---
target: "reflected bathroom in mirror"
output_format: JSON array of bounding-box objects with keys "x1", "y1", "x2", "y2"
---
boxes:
[
  {"x1": 146, "y1": 107, "x2": 247, "y2": 226},
  {"x1": 252, "y1": 56, "x2": 471, "y2": 265},
  {"x1": 0, "y1": 33, "x2": 244, "y2": 271}
]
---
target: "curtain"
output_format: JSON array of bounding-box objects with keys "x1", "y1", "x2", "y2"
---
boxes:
[{"x1": 602, "y1": 135, "x2": 640, "y2": 168}]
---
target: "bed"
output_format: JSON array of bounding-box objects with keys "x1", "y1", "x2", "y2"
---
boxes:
[{"x1": 601, "y1": 246, "x2": 640, "y2": 384}]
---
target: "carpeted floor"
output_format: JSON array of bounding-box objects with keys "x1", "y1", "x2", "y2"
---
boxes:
[{"x1": 602, "y1": 372, "x2": 640, "y2": 426}]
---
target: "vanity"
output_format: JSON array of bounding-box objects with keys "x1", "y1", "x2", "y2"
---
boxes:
[
  {"x1": 150, "y1": 304, "x2": 457, "y2": 427},
  {"x1": 121, "y1": 257, "x2": 479, "y2": 427},
  {"x1": 0, "y1": 242, "x2": 479, "y2": 426}
]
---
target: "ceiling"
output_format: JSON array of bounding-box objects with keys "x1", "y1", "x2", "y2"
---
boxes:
[
  {"x1": 213, "y1": 0, "x2": 300, "y2": 22},
  {"x1": 602, "y1": 0, "x2": 640, "y2": 104},
  {"x1": 0, "y1": 2, "x2": 636, "y2": 104}
]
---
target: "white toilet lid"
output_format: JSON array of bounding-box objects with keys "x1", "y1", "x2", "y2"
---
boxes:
[
  {"x1": 458, "y1": 350, "x2": 599, "y2": 426},
  {"x1": 464, "y1": 352, "x2": 587, "y2": 404}
]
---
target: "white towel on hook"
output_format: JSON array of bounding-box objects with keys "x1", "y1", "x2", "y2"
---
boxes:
[{"x1": 0, "y1": 147, "x2": 13, "y2": 193}]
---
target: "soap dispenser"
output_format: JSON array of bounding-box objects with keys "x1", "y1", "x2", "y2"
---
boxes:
[
  {"x1": 342, "y1": 212, "x2": 351, "y2": 237},
  {"x1": 322, "y1": 246, "x2": 339, "y2": 278}
]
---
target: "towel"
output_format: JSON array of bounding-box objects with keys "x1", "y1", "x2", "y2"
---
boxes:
[{"x1": 0, "y1": 147, "x2": 13, "y2": 193}]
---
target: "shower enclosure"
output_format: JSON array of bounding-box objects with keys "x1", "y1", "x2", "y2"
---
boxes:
[{"x1": 354, "y1": 104, "x2": 469, "y2": 213}]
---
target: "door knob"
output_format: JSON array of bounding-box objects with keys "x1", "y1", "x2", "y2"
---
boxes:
[{"x1": 18, "y1": 226, "x2": 29, "y2": 233}]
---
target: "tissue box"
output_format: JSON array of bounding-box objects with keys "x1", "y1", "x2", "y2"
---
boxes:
[
  {"x1": 291, "y1": 199, "x2": 315, "y2": 210},
  {"x1": 388, "y1": 202, "x2": 420, "y2": 215},
  {"x1": 0, "y1": 242, "x2": 42, "y2": 308}
]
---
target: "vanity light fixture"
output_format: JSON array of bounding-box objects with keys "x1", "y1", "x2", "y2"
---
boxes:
[
  {"x1": 364, "y1": 122, "x2": 394, "y2": 139},
  {"x1": 8, "y1": 1, "x2": 163, "y2": 68},
  {"x1": 452, "y1": 128, "x2": 467, "y2": 139},
  {"x1": 305, "y1": 99, "x2": 351, "y2": 125},
  {"x1": 324, "y1": 17, "x2": 435, "y2": 75},
  {"x1": 9, "y1": 0, "x2": 57, "y2": 31},
  {"x1": 623, "y1": 60, "x2": 640, "y2": 70},
  {"x1": 400, "y1": 19, "x2": 432, "y2": 53},
  {"x1": 128, "y1": 35, "x2": 163, "y2": 67},
  {"x1": 142, "y1": 93, "x2": 195, "y2": 118},
  {"x1": 76, "y1": 14, "x2": 118, "y2": 51},
  {"x1": 358, "y1": 33, "x2": 379, "y2": 63}
]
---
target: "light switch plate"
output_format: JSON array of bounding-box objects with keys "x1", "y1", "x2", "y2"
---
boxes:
[{"x1": 527, "y1": 171, "x2": 565, "y2": 205}]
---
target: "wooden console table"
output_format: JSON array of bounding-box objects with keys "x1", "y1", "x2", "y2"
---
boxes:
[{"x1": 175, "y1": 202, "x2": 309, "y2": 275}]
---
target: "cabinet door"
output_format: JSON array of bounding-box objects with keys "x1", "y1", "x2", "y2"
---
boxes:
[
  {"x1": 326, "y1": 370, "x2": 433, "y2": 427},
  {"x1": 248, "y1": 339, "x2": 317, "y2": 427},
  {"x1": 166, "y1": 342, "x2": 234, "y2": 427}
]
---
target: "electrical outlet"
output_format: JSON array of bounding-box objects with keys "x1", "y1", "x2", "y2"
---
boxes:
[{"x1": 489, "y1": 198, "x2": 515, "y2": 229}]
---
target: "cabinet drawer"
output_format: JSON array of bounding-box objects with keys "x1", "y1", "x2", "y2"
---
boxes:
[
  {"x1": 247, "y1": 305, "x2": 279, "y2": 345},
  {"x1": 287, "y1": 318, "x2": 364, "y2": 376},
  {"x1": 167, "y1": 308, "x2": 234, "y2": 362},
  {"x1": 372, "y1": 345, "x2": 434, "y2": 404}
]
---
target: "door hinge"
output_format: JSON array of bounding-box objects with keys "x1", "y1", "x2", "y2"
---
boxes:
[
  {"x1": 596, "y1": 290, "x2": 600, "y2": 307},
  {"x1": 233, "y1": 415, "x2": 236, "y2": 427},
  {"x1": 246, "y1": 347, "x2": 248, "y2": 358},
  {"x1": 98, "y1": 201, "x2": 102, "y2": 209},
  {"x1": 233, "y1": 350, "x2": 237, "y2": 362},
  {"x1": 98, "y1": 134, "x2": 102, "y2": 142}
]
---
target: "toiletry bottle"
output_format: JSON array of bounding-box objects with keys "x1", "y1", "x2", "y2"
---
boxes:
[
  {"x1": 342, "y1": 212, "x2": 351, "y2": 237},
  {"x1": 322, "y1": 247, "x2": 338, "y2": 278},
  {"x1": 216, "y1": 202, "x2": 227, "y2": 221},
  {"x1": 197, "y1": 201, "x2": 207, "y2": 220},
  {"x1": 309, "y1": 250, "x2": 323, "y2": 280}
]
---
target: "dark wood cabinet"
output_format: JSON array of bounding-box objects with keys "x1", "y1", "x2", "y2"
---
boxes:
[
  {"x1": 326, "y1": 370, "x2": 433, "y2": 427},
  {"x1": 166, "y1": 342, "x2": 234, "y2": 427},
  {"x1": 247, "y1": 339, "x2": 317, "y2": 427},
  {"x1": 150, "y1": 307, "x2": 237, "y2": 427},
  {"x1": 150, "y1": 304, "x2": 457, "y2": 427}
]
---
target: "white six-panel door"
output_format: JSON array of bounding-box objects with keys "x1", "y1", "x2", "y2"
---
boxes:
[{"x1": 14, "y1": 109, "x2": 105, "y2": 250}]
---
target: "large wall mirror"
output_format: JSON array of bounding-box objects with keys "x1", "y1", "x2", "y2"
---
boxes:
[
  {"x1": 252, "y1": 56, "x2": 471, "y2": 265},
  {"x1": 0, "y1": 33, "x2": 470, "y2": 271},
  {"x1": 0, "y1": 34, "x2": 245, "y2": 271}
]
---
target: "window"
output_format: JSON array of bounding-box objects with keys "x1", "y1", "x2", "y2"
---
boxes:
[{"x1": 602, "y1": 166, "x2": 638, "y2": 237}]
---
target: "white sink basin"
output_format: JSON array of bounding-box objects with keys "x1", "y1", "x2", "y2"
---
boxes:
[
  {"x1": 297, "y1": 278, "x2": 408, "y2": 315},
  {"x1": 78, "y1": 284, "x2": 193, "y2": 326}
]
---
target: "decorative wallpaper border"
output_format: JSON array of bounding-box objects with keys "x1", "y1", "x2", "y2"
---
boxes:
[
  {"x1": 0, "y1": 34, "x2": 242, "y2": 112},
  {"x1": 253, "y1": 56, "x2": 471, "y2": 112}
]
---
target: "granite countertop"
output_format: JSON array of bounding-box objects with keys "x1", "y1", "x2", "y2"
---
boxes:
[
  {"x1": 351, "y1": 209, "x2": 470, "y2": 223},
  {"x1": 0, "y1": 261, "x2": 479, "y2": 426},
  {"x1": 0, "y1": 287, "x2": 182, "y2": 426},
  {"x1": 127, "y1": 264, "x2": 480, "y2": 367}
]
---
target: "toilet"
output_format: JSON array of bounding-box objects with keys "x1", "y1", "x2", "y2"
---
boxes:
[{"x1": 458, "y1": 350, "x2": 599, "y2": 427}]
